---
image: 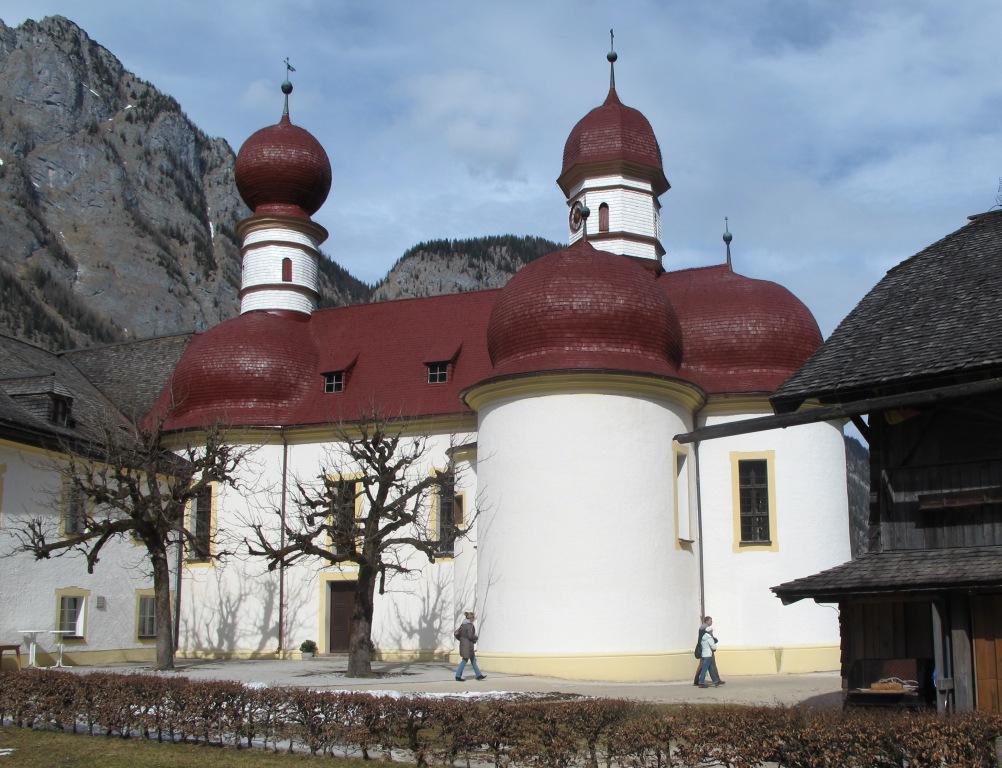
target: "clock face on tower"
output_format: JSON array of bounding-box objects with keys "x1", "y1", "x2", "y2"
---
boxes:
[{"x1": 569, "y1": 201, "x2": 584, "y2": 233}]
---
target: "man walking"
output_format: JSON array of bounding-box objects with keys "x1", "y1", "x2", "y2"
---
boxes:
[
  {"x1": 696, "y1": 615, "x2": 725, "y2": 688},
  {"x1": 454, "y1": 610, "x2": 486, "y2": 681}
]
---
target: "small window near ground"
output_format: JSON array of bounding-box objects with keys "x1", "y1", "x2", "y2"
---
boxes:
[
  {"x1": 138, "y1": 595, "x2": 156, "y2": 639},
  {"x1": 323, "y1": 371, "x2": 345, "y2": 393},
  {"x1": 738, "y1": 459, "x2": 770, "y2": 543},
  {"x1": 58, "y1": 595, "x2": 85, "y2": 639},
  {"x1": 427, "y1": 362, "x2": 448, "y2": 384}
]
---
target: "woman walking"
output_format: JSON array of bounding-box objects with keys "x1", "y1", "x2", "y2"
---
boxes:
[{"x1": 454, "y1": 611, "x2": 486, "y2": 681}]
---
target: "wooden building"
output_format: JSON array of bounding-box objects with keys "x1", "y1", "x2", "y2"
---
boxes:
[{"x1": 680, "y1": 209, "x2": 1002, "y2": 711}]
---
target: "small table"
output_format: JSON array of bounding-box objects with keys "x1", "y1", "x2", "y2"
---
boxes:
[
  {"x1": 0, "y1": 644, "x2": 21, "y2": 670},
  {"x1": 17, "y1": 630, "x2": 48, "y2": 668},
  {"x1": 49, "y1": 630, "x2": 73, "y2": 667}
]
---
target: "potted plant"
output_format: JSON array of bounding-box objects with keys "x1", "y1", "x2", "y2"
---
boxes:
[{"x1": 299, "y1": 639, "x2": 318, "y2": 659}]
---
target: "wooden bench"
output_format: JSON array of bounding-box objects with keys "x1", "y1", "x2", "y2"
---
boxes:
[
  {"x1": 845, "y1": 657, "x2": 932, "y2": 709},
  {"x1": 0, "y1": 643, "x2": 21, "y2": 671}
]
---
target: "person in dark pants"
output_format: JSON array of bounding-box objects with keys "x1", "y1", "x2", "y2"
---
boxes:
[
  {"x1": 454, "y1": 611, "x2": 486, "y2": 681},
  {"x1": 694, "y1": 615, "x2": 725, "y2": 687}
]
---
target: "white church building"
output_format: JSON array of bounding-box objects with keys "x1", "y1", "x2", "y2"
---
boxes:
[{"x1": 0, "y1": 49, "x2": 850, "y2": 681}]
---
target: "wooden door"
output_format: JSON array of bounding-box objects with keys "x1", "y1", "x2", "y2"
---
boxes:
[
  {"x1": 971, "y1": 594, "x2": 1002, "y2": 711},
  {"x1": 329, "y1": 582, "x2": 354, "y2": 653}
]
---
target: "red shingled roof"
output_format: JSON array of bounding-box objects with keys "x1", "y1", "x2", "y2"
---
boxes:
[
  {"x1": 659, "y1": 264, "x2": 822, "y2": 394},
  {"x1": 559, "y1": 88, "x2": 669, "y2": 196},
  {"x1": 485, "y1": 240, "x2": 682, "y2": 381},
  {"x1": 235, "y1": 114, "x2": 332, "y2": 219},
  {"x1": 154, "y1": 257, "x2": 823, "y2": 430}
]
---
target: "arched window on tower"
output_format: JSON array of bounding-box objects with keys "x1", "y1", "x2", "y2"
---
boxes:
[
  {"x1": 281, "y1": 257, "x2": 292, "y2": 282},
  {"x1": 599, "y1": 203, "x2": 609, "y2": 233}
]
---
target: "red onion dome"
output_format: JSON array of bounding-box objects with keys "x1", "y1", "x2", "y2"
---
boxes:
[
  {"x1": 558, "y1": 88, "x2": 668, "y2": 196},
  {"x1": 486, "y1": 239, "x2": 683, "y2": 379},
  {"x1": 661, "y1": 265, "x2": 822, "y2": 394},
  {"x1": 165, "y1": 311, "x2": 317, "y2": 428},
  {"x1": 235, "y1": 115, "x2": 332, "y2": 219}
]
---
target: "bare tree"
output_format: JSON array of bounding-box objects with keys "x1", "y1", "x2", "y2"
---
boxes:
[
  {"x1": 7, "y1": 416, "x2": 252, "y2": 669},
  {"x1": 247, "y1": 414, "x2": 470, "y2": 676}
]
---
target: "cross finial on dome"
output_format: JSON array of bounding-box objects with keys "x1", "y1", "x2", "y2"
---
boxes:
[
  {"x1": 282, "y1": 57, "x2": 296, "y2": 118},
  {"x1": 723, "y1": 217, "x2": 733, "y2": 269},
  {"x1": 607, "y1": 29, "x2": 617, "y2": 91}
]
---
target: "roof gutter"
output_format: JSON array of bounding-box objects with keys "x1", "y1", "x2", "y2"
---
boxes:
[{"x1": 675, "y1": 377, "x2": 1002, "y2": 444}]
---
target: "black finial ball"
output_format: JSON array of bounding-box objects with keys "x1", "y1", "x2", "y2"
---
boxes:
[
  {"x1": 607, "y1": 51, "x2": 618, "y2": 63},
  {"x1": 581, "y1": 205, "x2": 591, "y2": 219},
  {"x1": 723, "y1": 231, "x2": 733, "y2": 244},
  {"x1": 281, "y1": 80, "x2": 293, "y2": 95}
]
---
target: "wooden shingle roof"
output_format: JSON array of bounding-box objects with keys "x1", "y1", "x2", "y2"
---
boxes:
[
  {"x1": 772, "y1": 546, "x2": 1002, "y2": 604},
  {"x1": 773, "y1": 210, "x2": 1002, "y2": 411}
]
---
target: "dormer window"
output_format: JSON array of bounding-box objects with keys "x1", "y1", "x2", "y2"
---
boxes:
[
  {"x1": 51, "y1": 395, "x2": 73, "y2": 426},
  {"x1": 323, "y1": 371, "x2": 345, "y2": 393},
  {"x1": 427, "y1": 362, "x2": 449, "y2": 384}
]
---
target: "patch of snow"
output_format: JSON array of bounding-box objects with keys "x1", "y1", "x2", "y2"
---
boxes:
[
  {"x1": 125, "y1": 104, "x2": 134, "y2": 109},
  {"x1": 88, "y1": 87, "x2": 99, "y2": 97},
  {"x1": 0, "y1": 157, "x2": 4, "y2": 166},
  {"x1": 209, "y1": 221, "x2": 215, "y2": 239},
  {"x1": 31, "y1": 181, "x2": 39, "y2": 188},
  {"x1": 0, "y1": 747, "x2": 16, "y2": 757}
]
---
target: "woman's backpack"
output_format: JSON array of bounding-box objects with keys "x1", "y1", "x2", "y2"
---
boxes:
[{"x1": 694, "y1": 629, "x2": 705, "y2": 659}]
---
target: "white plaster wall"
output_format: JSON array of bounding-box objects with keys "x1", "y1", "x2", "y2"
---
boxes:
[
  {"x1": 696, "y1": 417, "x2": 850, "y2": 648},
  {"x1": 241, "y1": 287, "x2": 315, "y2": 315},
  {"x1": 0, "y1": 443, "x2": 170, "y2": 654},
  {"x1": 567, "y1": 175, "x2": 661, "y2": 260},
  {"x1": 181, "y1": 433, "x2": 475, "y2": 656},
  {"x1": 240, "y1": 224, "x2": 320, "y2": 315},
  {"x1": 475, "y1": 390, "x2": 698, "y2": 655}
]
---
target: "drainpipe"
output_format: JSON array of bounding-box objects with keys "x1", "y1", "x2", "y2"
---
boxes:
[
  {"x1": 693, "y1": 440, "x2": 706, "y2": 620},
  {"x1": 278, "y1": 430, "x2": 289, "y2": 654},
  {"x1": 173, "y1": 533, "x2": 183, "y2": 652},
  {"x1": 691, "y1": 402, "x2": 708, "y2": 621}
]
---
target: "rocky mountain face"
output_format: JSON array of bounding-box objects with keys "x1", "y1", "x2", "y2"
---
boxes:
[
  {"x1": 371, "y1": 235, "x2": 562, "y2": 302},
  {"x1": 0, "y1": 16, "x2": 367, "y2": 351}
]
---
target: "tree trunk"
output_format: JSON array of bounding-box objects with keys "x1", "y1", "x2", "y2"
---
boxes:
[
  {"x1": 346, "y1": 563, "x2": 377, "y2": 676},
  {"x1": 151, "y1": 545, "x2": 175, "y2": 670}
]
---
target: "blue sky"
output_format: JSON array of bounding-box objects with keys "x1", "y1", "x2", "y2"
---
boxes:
[{"x1": 4, "y1": 1, "x2": 1002, "y2": 336}]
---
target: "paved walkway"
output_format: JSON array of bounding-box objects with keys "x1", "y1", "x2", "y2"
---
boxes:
[{"x1": 65, "y1": 657, "x2": 844, "y2": 709}]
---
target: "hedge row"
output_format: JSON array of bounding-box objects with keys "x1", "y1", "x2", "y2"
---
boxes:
[{"x1": 2, "y1": 670, "x2": 1002, "y2": 767}]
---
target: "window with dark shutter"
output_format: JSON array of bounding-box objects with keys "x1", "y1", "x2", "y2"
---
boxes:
[
  {"x1": 190, "y1": 486, "x2": 212, "y2": 561},
  {"x1": 330, "y1": 480, "x2": 357, "y2": 557},
  {"x1": 738, "y1": 459, "x2": 770, "y2": 543},
  {"x1": 138, "y1": 595, "x2": 157, "y2": 639},
  {"x1": 437, "y1": 470, "x2": 462, "y2": 554}
]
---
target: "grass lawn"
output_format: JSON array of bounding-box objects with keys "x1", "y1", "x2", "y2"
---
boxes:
[{"x1": 0, "y1": 727, "x2": 375, "y2": 767}]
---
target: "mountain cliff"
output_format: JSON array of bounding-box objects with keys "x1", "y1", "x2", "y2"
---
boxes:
[{"x1": 0, "y1": 15, "x2": 368, "y2": 350}]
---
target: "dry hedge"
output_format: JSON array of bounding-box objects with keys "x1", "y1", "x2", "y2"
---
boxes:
[{"x1": 1, "y1": 670, "x2": 1001, "y2": 767}]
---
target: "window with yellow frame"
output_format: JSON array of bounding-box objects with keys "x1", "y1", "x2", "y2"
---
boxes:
[{"x1": 730, "y1": 451, "x2": 778, "y2": 551}]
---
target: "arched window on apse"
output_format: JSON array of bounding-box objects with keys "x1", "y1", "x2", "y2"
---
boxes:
[
  {"x1": 282, "y1": 257, "x2": 292, "y2": 282},
  {"x1": 599, "y1": 203, "x2": 609, "y2": 232}
]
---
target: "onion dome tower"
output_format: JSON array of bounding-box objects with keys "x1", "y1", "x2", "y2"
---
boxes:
[
  {"x1": 558, "y1": 33, "x2": 669, "y2": 266},
  {"x1": 234, "y1": 69, "x2": 332, "y2": 315}
]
